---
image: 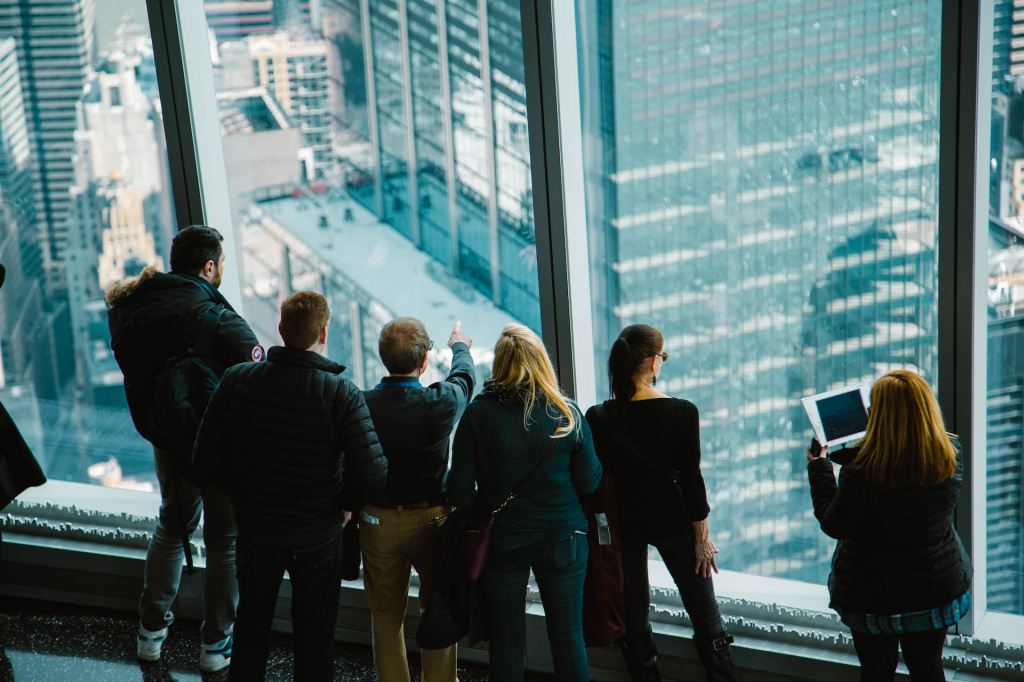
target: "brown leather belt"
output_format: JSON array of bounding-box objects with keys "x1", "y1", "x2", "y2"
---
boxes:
[{"x1": 374, "y1": 497, "x2": 446, "y2": 511}]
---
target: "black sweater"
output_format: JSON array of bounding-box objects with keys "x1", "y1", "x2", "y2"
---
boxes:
[
  {"x1": 193, "y1": 346, "x2": 387, "y2": 546},
  {"x1": 808, "y1": 441, "x2": 972, "y2": 614},
  {"x1": 362, "y1": 342, "x2": 475, "y2": 506},
  {"x1": 585, "y1": 398, "x2": 710, "y2": 538}
]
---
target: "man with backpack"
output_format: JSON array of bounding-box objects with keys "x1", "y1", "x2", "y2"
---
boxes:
[
  {"x1": 193, "y1": 291, "x2": 387, "y2": 681},
  {"x1": 106, "y1": 225, "x2": 262, "y2": 673}
]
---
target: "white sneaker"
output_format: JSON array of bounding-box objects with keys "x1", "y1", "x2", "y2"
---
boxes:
[
  {"x1": 136, "y1": 624, "x2": 168, "y2": 662},
  {"x1": 199, "y1": 634, "x2": 233, "y2": 672}
]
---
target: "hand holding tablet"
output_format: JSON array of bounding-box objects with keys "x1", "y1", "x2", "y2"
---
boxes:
[{"x1": 801, "y1": 382, "x2": 872, "y2": 453}]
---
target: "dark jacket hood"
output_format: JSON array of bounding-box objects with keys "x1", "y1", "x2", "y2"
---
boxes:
[{"x1": 106, "y1": 267, "x2": 231, "y2": 349}]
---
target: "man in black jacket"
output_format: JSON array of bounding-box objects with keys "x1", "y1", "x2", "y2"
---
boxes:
[
  {"x1": 194, "y1": 291, "x2": 387, "y2": 682},
  {"x1": 360, "y1": 317, "x2": 475, "y2": 682},
  {"x1": 106, "y1": 225, "x2": 261, "y2": 672}
]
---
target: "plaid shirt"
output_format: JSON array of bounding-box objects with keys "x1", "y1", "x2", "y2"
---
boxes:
[{"x1": 837, "y1": 591, "x2": 971, "y2": 635}]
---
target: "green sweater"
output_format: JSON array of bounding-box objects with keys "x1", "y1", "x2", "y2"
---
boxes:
[{"x1": 447, "y1": 393, "x2": 602, "y2": 546}]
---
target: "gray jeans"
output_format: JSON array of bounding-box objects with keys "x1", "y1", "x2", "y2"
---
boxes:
[{"x1": 139, "y1": 447, "x2": 237, "y2": 643}]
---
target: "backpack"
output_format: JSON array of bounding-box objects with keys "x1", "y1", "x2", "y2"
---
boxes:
[{"x1": 146, "y1": 303, "x2": 227, "y2": 469}]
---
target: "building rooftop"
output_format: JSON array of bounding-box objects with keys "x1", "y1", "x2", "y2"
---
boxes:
[
  {"x1": 218, "y1": 87, "x2": 291, "y2": 135},
  {"x1": 249, "y1": 185, "x2": 526, "y2": 363}
]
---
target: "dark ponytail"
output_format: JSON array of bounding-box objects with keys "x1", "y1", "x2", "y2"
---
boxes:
[{"x1": 608, "y1": 324, "x2": 665, "y2": 403}]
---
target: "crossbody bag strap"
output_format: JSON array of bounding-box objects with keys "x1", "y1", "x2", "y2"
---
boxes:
[
  {"x1": 491, "y1": 419, "x2": 563, "y2": 515},
  {"x1": 596, "y1": 403, "x2": 679, "y2": 483}
]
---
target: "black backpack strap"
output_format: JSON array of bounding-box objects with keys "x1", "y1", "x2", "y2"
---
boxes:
[{"x1": 188, "y1": 304, "x2": 228, "y2": 358}]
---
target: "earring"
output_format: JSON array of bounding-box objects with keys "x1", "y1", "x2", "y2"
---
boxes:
[{"x1": 652, "y1": 375, "x2": 658, "y2": 386}]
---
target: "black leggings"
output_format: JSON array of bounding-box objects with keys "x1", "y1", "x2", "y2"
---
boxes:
[
  {"x1": 851, "y1": 628, "x2": 948, "y2": 682},
  {"x1": 621, "y1": 531, "x2": 726, "y2": 638}
]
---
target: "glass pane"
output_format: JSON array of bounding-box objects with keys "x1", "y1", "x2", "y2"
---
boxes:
[
  {"x1": 0, "y1": 0, "x2": 176, "y2": 491},
  {"x1": 986, "y1": 0, "x2": 1024, "y2": 616},
  {"x1": 205, "y1": 0, "x2": 541, "y2": 389},
  {"x1": 577, "y1": 1, "x2": 943, "y2": 583}
]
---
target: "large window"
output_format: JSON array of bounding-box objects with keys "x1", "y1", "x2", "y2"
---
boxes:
[
  {"x1": 986, "y1": 0, "x2": 1024, "y2": 617},
  {"x1": 576, "y1": 0, "x2": 944, "y2": 584},
  {"x1": 0, "y1": 0, "x2": 175, "y2": 492},
  {"x1": 203, "y1": 0, "x2": 541, "y2": 389},
  {"x1": 2, "y1": 0, "x2": 1024, "y2": 670}
]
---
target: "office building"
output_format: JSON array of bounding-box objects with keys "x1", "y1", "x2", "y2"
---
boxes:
[
  {"x1": 0, "y1": 0, "x2": 95, "y2": 287},
  {"x1": 217, "y1": 85, "x2": 305, "y2": 277},
  {"x1": 238, "y1": 182, "x2": 513, "y2": 388},
  {"x1": 204, "y1": 1, "x2": 274, "y2": 42},
  {"x1": 218, "y1": 33, "x2": 331, "y2": 179},
  {"x1": 577, "y1": 1, "x2": 943, "y2": 582},
  {"x1": 0, "y1": 37, "x2": 34, "y2": 264},
  {"x1": 315, "y1": 0, "x2": 540, "y2": 331}
]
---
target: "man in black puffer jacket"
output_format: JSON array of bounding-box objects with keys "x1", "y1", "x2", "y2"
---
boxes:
[
  {"x1": 107, "y1": 225, "x2": 262, "y2": 672},
  {"x1": 193, "y1": 290, "x2": 387, "y2": 682}
]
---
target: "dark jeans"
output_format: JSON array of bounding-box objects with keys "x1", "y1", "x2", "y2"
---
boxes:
[
  {"x1": 482, "y1": 531, "x2": 590, "y2": 682},
  {"x1": 139, "y1": 447, "x2": 236, "y2": 643},
  {"x1": 622, "y1": 531, "x2": 726, "y2": 638},
  {"x1": 851, "y1": 628, "x2": 948, "y2": 682},
  {"x1": 229, "y1": 531, "x2": 343, "y2": 682}
]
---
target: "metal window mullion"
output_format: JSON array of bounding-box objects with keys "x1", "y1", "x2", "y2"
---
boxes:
[
  {"x1": 477, "y1": 0, "x2": 501, "y2": 304},
  {"x1": 938, "y1": 0, "x2": 990, "y2": 636},
  {"x1": 520, "y1": 0, "x2": 596, "y2": 403},
  {"x1": 360, "y1": 0, "x2": 384, "y2": 218},
  {"x1": 146, "y1": 0, "x2": 202, "y2": 227},
  {"x1": 397, "y1": 0, "x2": 421, "y2": 246},
  {"x1": 147, "y1": 0, "x2": 244, "y2": 309}
]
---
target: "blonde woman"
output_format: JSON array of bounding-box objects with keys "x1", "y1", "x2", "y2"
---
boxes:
[
  {"x1": 807, "y1": 370, "x2": 971, "y2": 682},
  {"x1": 448, "y1": 324, "x2": 602, "y2": 681}
]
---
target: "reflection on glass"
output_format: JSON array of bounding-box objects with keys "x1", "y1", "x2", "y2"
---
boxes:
[
  {"x1": 577, "y1": 1, "x2": 943, "y2": 583},
  {"x1": 0, "y1": 0, "x2": 175, "y2": 491},
  {"x1": 208, "y1": 0, "x2": 541, "y2": 392},
  {"x1": 986, "y1": 0, "x2": 1024, "y2": 616}
]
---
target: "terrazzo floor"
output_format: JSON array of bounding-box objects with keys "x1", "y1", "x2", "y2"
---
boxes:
[{"x1": 0, "y1": 598, "x2": 551, "y2": 681}]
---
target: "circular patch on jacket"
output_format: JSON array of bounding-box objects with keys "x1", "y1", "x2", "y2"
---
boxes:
[{"x1": 251, "y1": 345, "x2": 265, "y2": 362}]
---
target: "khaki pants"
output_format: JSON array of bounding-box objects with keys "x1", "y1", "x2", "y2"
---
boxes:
[{"x1": 360, "y1": 503, "x2": 457, "y2": 682}]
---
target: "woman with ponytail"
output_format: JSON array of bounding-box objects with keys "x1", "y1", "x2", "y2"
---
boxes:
[
  {"x1": 448, "y1": 324, "x2": 602, "y2": 681},
  {"x1": 586, "y1": 325, "x2": 736, "y2": 682}
]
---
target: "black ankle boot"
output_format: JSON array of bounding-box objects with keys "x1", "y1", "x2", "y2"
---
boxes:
[
  {"x1": 620, "y1": 628, "x2": 661, "y2": 682},
  {"x1": 693, "y1": 632, "x2": 738, "y2": 682}
]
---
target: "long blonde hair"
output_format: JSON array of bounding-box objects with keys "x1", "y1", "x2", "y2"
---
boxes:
[
  {"x1": 853, "y1": 370, "x2": 956, "y2": 486},
  {"x1": 490, "y1": 324, "x2": 577, "y2": 438}
]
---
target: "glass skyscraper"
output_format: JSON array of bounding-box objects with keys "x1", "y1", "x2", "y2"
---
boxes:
[
  {"x1": 0, "y1": 0, "x2": 95, "y2": 286},
  {"x1": 324, "y1": 0, "x2": 540, "y2": 332},
  {"x1": 577, "y1": 0, "x2": 943, "y2": 582}
]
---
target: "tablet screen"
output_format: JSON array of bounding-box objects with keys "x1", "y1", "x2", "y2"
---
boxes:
[{"x1": 818, "y1": 389, "x2": 869, "y2": 441}]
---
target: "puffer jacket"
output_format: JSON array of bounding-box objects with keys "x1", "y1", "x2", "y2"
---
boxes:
[
  {"x1": 106, "y1": 265, "x2": 261, "y2": 440},
  {"x1": 193, "y1": 345, "x2": 388, "y2": 546},
  {"x1": 808, "y1": 439, "x2": 971, "y2": 614}
]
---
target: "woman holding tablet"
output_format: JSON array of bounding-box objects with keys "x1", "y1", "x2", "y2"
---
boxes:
[
  {"x1": 586, "y1": 324, "x2": 736, "y2": 682},
  {"x1": 807, "y1": 370, "x2": 971, "y2": 682}
]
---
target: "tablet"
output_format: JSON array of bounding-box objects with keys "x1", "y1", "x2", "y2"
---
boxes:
[{"x1": 801, "y1": 382, "x2": 872, "y2": 450}]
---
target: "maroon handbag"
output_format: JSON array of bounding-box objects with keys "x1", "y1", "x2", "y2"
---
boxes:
[
  {"x1": 581, "y1": 472, "x2": 626, "y2": 646},
  {"x1": 461, "y1": 423, "x2": 561, "y2": 582}
]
